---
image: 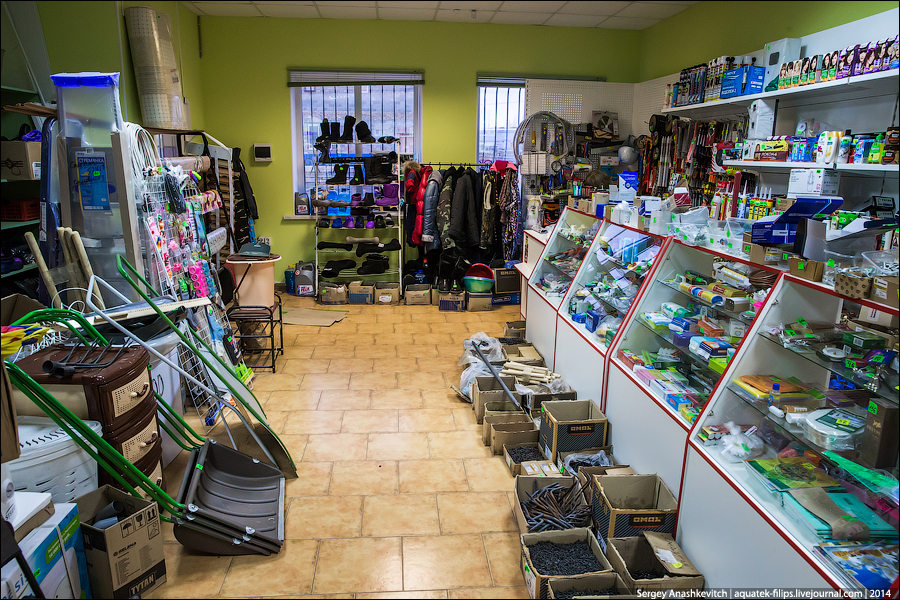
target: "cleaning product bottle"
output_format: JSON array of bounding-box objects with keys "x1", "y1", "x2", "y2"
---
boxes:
[
  {"x1": 838, "y1": 134, "x2": 853, "y2": 163},
  {"x1": 824, "y1": 131, "x2": 840, "y2": 163},
  {"x1": 868, "y1": 133, "x2": 885, "y2": 164},
  {"x1": 816, "y1": 132, "x2": 829, "y2": 163}
]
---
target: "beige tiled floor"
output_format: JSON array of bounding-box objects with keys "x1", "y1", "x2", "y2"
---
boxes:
[{"x1": 149, "y1": 297, "x2": 528, "y2": 599}]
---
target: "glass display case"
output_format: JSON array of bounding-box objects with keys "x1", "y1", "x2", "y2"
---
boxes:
[
  {"x1": 677, "y1": 273, "x2": 899, "y2": 591},
  {"x1": 603, "y1": 239, "x2": 781, "y2": 492},
  {"x1": 525, "y1": 208, "x2": 602, "y2": 369}
]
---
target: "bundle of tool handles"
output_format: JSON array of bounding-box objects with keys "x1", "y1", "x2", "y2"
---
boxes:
[
  {"x1": 500, "y1": 361, "x2": 561, "y2": 385},
  {"x1": 519, "y1": 482, "x2": 592, "y2": 533}
]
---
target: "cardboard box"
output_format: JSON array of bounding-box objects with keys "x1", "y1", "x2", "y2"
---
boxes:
[
  {"x1": 467, "y1": 292, "x2": 493, "y2": 312},
  {"x1": 504, "y1": 320, "x2": 527, "y2": 339},
  {"x1": 555, "y1": 446, "x2": 616, "y2": 476},
  {"x1": 491, "y1": 422, "x2": 538, "y2": 455},
  {"x1": 504, "y1": 442, "x2": 544, "y2": 476},
  {"x1": 845, "y1": 319, "x2": 899, "y2": 350},
  {"x1": 493, "y1": 268, "x2": 521, "y2": 294},
  {"x1": 835, "y1": 272, "x2": 873, "y2": 300},
  {"x1": 348, "y1": 281, "x2": 375, "y2": 305},
  {"x1": 741, "y1": 233, "x2": 786, "y2": 266},
  {"x1": 6, "y1": 503, "x2": 92, "y2": 599},
  {"x1": 1, "y1": 366, "x2": 20, "y2": 463},
  {"x1": 374, "y1": 282, "x2": 401, "y2": 305},
  {"x1": 870, "y1": 275, "x2": 899, "y2": 309},
  {"x1": 492, "y1": 292, "x2": 521, "y2": 305},
  {"x1": 0, "y1": 294, "x2": 46, "y2": 326},
  {"x1": 787, "y1": 168, "x2": 841, "y2": 198},
  {"x1": 576, "y1": 465, "x2": 634, "y2": 505},
  {"x1": 513, "y1": 475, "x2": 584, "y2": 533},
  {"x1": 788, "y1": 257, "x2": 824, "y2": 282},
  {"x1": 591, "y1": 475, "x2": 678, "y2": 551},
  {"x1": 523, "y1": 390, "x2": 577, "y2": 418},
  {"x1": 0, "y1": 141, "x2": 42, "y2": 180},
  {"x1": 404, "y1": 284, "x2": 431, "y2": 305},
  {"x1": 857, "y1": 304, "x2": 899, "y2": 328},
  {"x1": 520, "y1": 460, "x2": 566, "y2": 477},
  {"x1": 521, "y1": 528, "x2": 613, "y2": 599},
  {"x1": 439, "y1": 291, "x2": 466, "y2": 311},
  {"x1": 320, "y1": 285, "x2": 348, "y2": 305},
  {"x1": 539, "y1": 400, "x2": 609, "y2": 464},
  {"x1": 860, "y1": 397, "x2": 899, "y2": 468},
  {"x1": 483, "y1": 401, "x2": 524, "y2": 431},
  {"x1": 483, "y1": 411, "x2": 533, "y2": 445},
  {"x1": 502, "y1": 343, "x2": 545, "y2": 367},
  {"x1": 76, "y1": 486, "x2": 166, "y2": 599},
  {"x1": 606, "y1": 533, "x2": 704, "y2": 594},
  {"x1": 548, "y1": 573, "x2": 631, "y2": 599},
  {"x1": 473, "y1": 376, "x2": 520, "y2": 424},
  {"x1": 750, "y1": 197, "x2": 841, "y2": 244},
  {"x1": 432, "y1": 288, "x2": 441, "y2": 306}
]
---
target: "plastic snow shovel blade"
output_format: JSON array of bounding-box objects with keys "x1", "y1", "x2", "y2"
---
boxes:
[
  {"x1": 182, "y1": 440, "x2": 285, "y2": 547},
  {"x1": 174, "y1": 518, "x2": 274, "y2": 556}
]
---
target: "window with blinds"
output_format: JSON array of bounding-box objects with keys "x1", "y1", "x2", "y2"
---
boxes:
[
  {"x1": 290, "y1": 71, "x2": 422, "y2": 194},
  {"x1": 477, "y1": 75, "x2": 526, "y2": 164}
]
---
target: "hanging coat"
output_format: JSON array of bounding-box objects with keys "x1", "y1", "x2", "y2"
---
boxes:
[
  {"x1": 437, "y1": 167, "x2": 459, "y2": 250},
  {"x1": 422, "y1": 169, "x2": 444, "y2": 252},
  {"x1": 411, "y1": 165, "x2": 432, "y2": 246}
]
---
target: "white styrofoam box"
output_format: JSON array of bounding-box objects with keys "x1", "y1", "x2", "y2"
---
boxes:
[{"x1": 8, "y1": 417, "x2": 102, "y2": 504}]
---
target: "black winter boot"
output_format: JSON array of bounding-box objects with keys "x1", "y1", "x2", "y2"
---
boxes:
[
  {"x1": 368, "y1": 157, "x2": 393, "y2": 184},
  {"x1": 317, "y1": 119, "x2": 330, "y2": 142},
  {"x1": 349, "y1": 165, "x2": 364, "y2": 185},
  {"x1": 363, "y1": 157, "x2": 378, "y2": 184},
  {"x1": 326, "y1": 164, "x2": 348, "y2": 185},
  {"x1": 330, "y1": 121, "x2": 341, "y2": 141},
  {"x1": 339, "y1": 116, "x2": 356, "y2": 142},
  {"x1": 355, "y1": 121, "x2": 376, "y2": 143}
]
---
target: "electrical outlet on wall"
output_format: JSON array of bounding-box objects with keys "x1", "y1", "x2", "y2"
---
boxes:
[{"x1": 257, "y1": 236, "x2": 271, "y2": 245}]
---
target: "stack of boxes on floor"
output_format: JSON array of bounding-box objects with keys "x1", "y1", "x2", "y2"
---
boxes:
[{"x1": 469, "y1": 323, "x2": 705, "y2": 598}]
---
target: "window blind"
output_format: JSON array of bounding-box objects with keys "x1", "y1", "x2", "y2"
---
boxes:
[{"x1": 288, "y1": 70, "x2": 424, "y2": 86}]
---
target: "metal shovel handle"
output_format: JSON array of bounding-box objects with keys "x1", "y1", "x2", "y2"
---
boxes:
[{"x1": 472, "y1": 343, "x2": 522, "y2": 410}]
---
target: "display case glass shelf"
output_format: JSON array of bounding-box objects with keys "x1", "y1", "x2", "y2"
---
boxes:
[
  {"x1": 684, "y1": 273, "x2": 899, "y2": 593},
  {"x1": 527, "y1": 207, "x2": 602, "y2": 310},
  {"x1": 558, "y1": 221, "x2": 665, "y2": 355}
]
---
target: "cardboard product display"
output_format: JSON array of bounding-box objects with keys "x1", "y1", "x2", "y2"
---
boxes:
[
  {"x1": 491, "y1": 422, "x2": 539, "y2": 455},
  {"x1": 76, "y1": 486, "x2": 166, "y2": 599},
  {"x1": 374, "y1": 282, "x2": 401, "y2": 305},
  {"x1": 605, "y1": 532, "x2": 704, "y2": 594},
  {"x1": 6, "y1": 503, "x2": 92, "y2": 599},
  {"x1": 320, "y1": 285, "x2": 349, "y2": 305},
  {"x1": 404, "y1": 284, "x2": 431, "y2": 305},
  {"x1": 513, "y1": 475, "x2": 585, "y2": 533},
  {"x1": 860, "y1": 397, "x2": 899, "y2": 468},
  {"x1": 504, "y1": 442, "x2": 544, "y2": 476},
  {"x1": 869, "y1": 275, "x2": 899, "y2": 309},
  {"x1": 539, "y1": 400, "x2": 609, "y2": 464},
  {"x1": 554, "y1": 446, "x2": 616, "y2": 476},
  {"x1": 835, "y1": 272, "x2": 873, "y2": 299},
  {"x1": 520, "y1": 527, "x2": 613, "y2": 599},
  {"x1": 591, "y1": 475, "x2": 678, "y2": 551},
  {"x1": 473, "y1": 376, "x2": 519, "y2": 424},
  {"x1": 439, "y1": 291, "x2": 466, "y2": 311},
  {"x1": 504, "y1": 321, "x2": 527, "y2": 339},
  {"x1": 547, "y1": 573, "x2": 632, "y2": 599},
  {"x1": 788, "y1": 257, "x2": 825, "y2": 282},
  {"x1": 0, "y1": 141, "x2": 42, "y2": 180},
  {"x1": 467, "y1": 292, "x2": 494, "y2": 312},
  {"x1": 493, "y1": 268, "x2": 521, "y2": 294},
  {"x1": 348, "y1": 281, "x2": 375, "y2": 304},
  {"x1": 1, "y1": 366, "x2": 20, "y2": 463},
  {"x1": 482, "y1": 411, "x2": 534, "y2": 446}
]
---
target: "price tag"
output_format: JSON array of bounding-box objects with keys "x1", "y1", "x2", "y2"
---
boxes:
[
  {"x1": 803, "y1": 334, "x2": 816, "y2": 338},
  {"x1": 835, "y1": 418, "x2": 851, "y2": 426},
  {"x1": 868, "y1": 401, "x2": 878, "y2": 415},
  {"x1": 783, "y1": 252, "x2": 790, "y2": 260},
  {"x1": 845, "y1": 359, "x2": 858, "y2": 369},
  {"x1": 784, "y1": 329, "x2": 796, "y2": 336},
  {"x1": 798, "y1": 261, "x2": 805, "y2": 269},
  {"x1": 870, "y1": 354, "x2": 885, "y2": 364}
]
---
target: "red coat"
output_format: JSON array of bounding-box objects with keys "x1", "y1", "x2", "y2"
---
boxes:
[{"x1": 407, "y1": 165, "x2": 432, "y2": 246}]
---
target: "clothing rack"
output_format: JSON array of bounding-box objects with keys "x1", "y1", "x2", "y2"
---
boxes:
[{"x1": 423, "y1": 162, "x2": 491, "y2": 168}]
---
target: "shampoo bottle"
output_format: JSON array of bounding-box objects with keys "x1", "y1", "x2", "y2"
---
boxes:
[
  {"x1": 838, "y1": 134, "x2": 853, "y2": 163},
  {"x1": 868, "y1": 133, "x2": 885, "y2": 164}
]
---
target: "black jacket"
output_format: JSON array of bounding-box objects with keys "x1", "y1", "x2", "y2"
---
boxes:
[{"x1": 449, "y1": 168, "x2": 480, "y2": 249}]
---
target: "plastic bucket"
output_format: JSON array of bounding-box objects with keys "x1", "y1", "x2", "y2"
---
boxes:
[{"x1": 226, "y1": 254, "x2": 280, "y2": 308}]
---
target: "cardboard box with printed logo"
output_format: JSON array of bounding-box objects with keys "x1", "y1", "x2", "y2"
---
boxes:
[
  {"x1": 404, "y1": 284, "x2": 431, "y2": 305},
  {"x1": 493, "y1": 268, "x2": 521, "y2": 294},
  {"x1": 520, "y1": 528, "x2": 612, "y2": 599},
  {"x1": 438, "y1": 291, "x2": 466, "y2": 311},
  {"x1": 539, "y1": 400, "x2": 609, "y2": 465},
  {"x1": 869, "y1": 275, "x2": 898, "y2": 309},
  {"x1": 606, "y1": 532, "x2": 704, "y2": 594},
  {"x1": 503, "y1": 442, "x2": 543, "y2": 476},
  {"x1": 835, "y1": 272, "x2": 873, "y2": 300},
  {"x1": 467, "y1": 292, "x2": 493, "y2": 312},
  {"x1": 374, "y1": 282, "x2": 401, "y2": 305},
  {"x1": 348, "y1": 281, "x2": 375, "y2": 304},
  {"x1": 590, "y1": 475, "x2": 678, "y2": 551}
]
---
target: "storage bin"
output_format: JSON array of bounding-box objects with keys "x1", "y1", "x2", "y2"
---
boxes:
[{"x1": 0, "y1": 199, "x2": 40, "y2": 221}]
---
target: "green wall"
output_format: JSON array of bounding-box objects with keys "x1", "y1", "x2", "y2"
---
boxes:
[
  {"x1": 37, "y1": 0, "x2": 205, "y2": 129},
  {"x1": 198, "y1": 17, "x2": 641, "y2": 274},
  {"x1": 639, "y1": 1, "x2": 899, "y2": 81}
]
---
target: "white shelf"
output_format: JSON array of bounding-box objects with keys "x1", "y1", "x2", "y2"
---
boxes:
[
  {"x1": 724, "y1": 160, "x2": 899, "y2": 175},
  {"x1": 662, "y1": 69, "x2": 899, "y2": 119}
]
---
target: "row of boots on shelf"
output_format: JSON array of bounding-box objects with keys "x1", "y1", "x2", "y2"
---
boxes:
[
  {"x1": 316, "y1": 116, "x2": 398, "y2": 144},
  {"x1": 321, "y1": 254, "x2": 391, "y2": 277},
  {"x1": 318, "y1": 215, "x2": 396, "y2": 230},
  {"x1": 325, "y1": 157, "x2": 395, "y2": 185},
  {"x1": 312, "y1": 186, "x2": 399, "y2": 208}
]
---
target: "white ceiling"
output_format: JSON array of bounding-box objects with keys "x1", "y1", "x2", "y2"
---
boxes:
[{"x1": 180, "y1": 1, "x2": 698, "y2": 29}]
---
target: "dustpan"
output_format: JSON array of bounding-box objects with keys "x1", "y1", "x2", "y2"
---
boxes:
[{"x1": 5, "y1": 362, "x2": 285, "y2": 556}]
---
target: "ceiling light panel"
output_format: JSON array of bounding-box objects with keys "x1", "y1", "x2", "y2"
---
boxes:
[
  {"x1": 378, "y1": 7, "x2": 437, "y2": 20},
  {"x1": 498, "y1": 0, "x2": 566, "y2": 10},
  {"x1": 378, "y1": 0, "x2": 439, "y2": 6},
  {"x1": 557, "y1": 1, "x2": 630, "y2": 15},
  {"x1": 317, "y1": 5, "x2": 377, "y2": 18},
  {"x1": 255, "y1": 4, "x2": 320, "y2": 17},
  {"x1": 599, "y1": 15, "x2": 662, "y2": 28},
  {"x1": 616, "y1": 2, "x2": 690, "y2": 19},
  {"x1": 434, "y1": 8, "x2": 494, "y2": 22},
  {"x1": 191, "y1": 2, "x2": 262, "y2": 16},
  {"x1": 543, "y1": 13, "x2": 606, "y2": 27},
  {"x1": 438, "y1": 1, "x2": 502, "y2": 10},
  {"x1": 490, "y1": 11, "x2": 553, "y2": 24}
]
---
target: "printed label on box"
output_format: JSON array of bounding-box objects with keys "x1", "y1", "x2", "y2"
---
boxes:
[{"x1": 566, "y1": 423, "x2": 596, "y2": 436}]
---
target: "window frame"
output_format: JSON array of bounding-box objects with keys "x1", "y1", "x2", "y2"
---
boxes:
[{"x1": 476, "y1": 76, "x2": 526, "y2": 165}]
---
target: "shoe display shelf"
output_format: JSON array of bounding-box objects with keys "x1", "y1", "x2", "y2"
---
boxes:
[
  {"x1": 603, "y1": 239, "x2": 782, "y2": 497},
  {"x1": 553, "y1": 220, "x2": 668, "y2": 405},
  {"x1": 676, "y1": 274, "x2": 898, "y2": 590},
  {"x1": 525, "y1": 207, "x2": 602, "y2": 370},
  {"x1": 313, "y1": 141, "x2": 403, "y2": 296}
]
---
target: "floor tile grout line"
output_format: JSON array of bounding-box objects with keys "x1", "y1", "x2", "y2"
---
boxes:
[{"x1": 481, "y1": 532, "x2": 497, "y2": 588}]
